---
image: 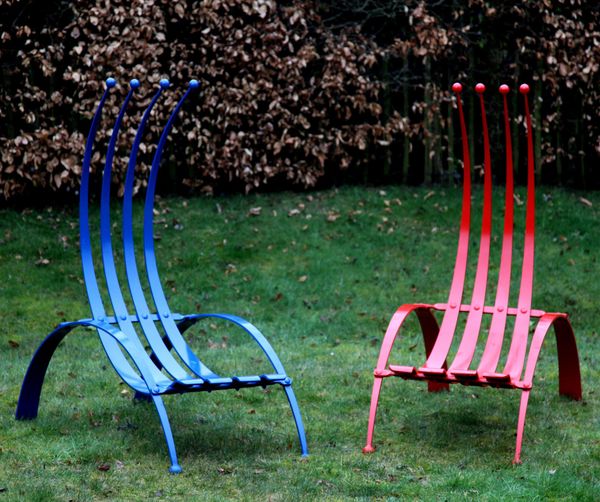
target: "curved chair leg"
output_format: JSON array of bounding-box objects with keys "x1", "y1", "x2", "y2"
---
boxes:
[
  {"x1": 151, "y1": 395, "x2": 182, "y2": 474},
  {"x1": 554, "y1": 317, "x2": 582, "y2": 400},
  {"x1": 282, "y1": 384, "x2": 309, "y2": 456},
  {"x1": 16, "y1": 324, "x2": 75, "y2": 419},
  {"x1": 363, "y1": 376, "x2": 383, "y2": 453},
  {"x1": 363, "y1": 305, "x2": 443, "y2": 454},
  {"x1": 513, "y1": 314, "x2": 582, "y2": 464},
  {"x1": 17, "y1": 320, "x2": 156, "y2": 419},
  {"x1": 514, "y1": 389, "x2": 530, "y2": 464}
]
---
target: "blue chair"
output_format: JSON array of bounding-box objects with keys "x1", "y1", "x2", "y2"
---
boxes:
[{"x1": 15, "y1": 78, "x2": 308, "y2": 473}]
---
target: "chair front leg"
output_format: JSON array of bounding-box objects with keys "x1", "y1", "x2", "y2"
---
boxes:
[
  {"x1": 151, "y1": 395, "x2": 182, "y2": 473},
  {"x1": 513, "y1": 313, "x2": 582, "y2": 464},
  {"x1": 282, "y1": 383, "x2": 309, "y2": 456},
  {"x1": 514, "y1": 389, "x2": 531, "y2": 464},
  {"x1": 364, "y1": 304, "x2": 438, "y2": 453}
]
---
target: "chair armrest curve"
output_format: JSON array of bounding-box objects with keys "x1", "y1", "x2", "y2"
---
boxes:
[
  {"x1": 374, "y1": 303, "x2": 437, "y2": 370},
  {"x1": 65, "y1": 319, "x2": 160, "y2": 392},
  {"x1": 178, "y1": 313, "x2": 287, "y2": 375}
]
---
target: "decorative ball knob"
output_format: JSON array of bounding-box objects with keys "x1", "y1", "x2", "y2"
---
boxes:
[
  {"x1": 129, "y1": 79, "x2": 140, "y2": 89},
  {"x1": 189, "y1": 79, "x2": 200, "y2": 89},
  {"x1": 475, "y1": 83, "x2": 485, "y2": 93},
  {"x1": 519, "y1": 83, "x2": 530, "y2": 94},
  {"x1": 106, "y1": 77, "x2": 117, "y2": 88},
  {"x1": 452, "y1": 82, "x2": 462, "y2": 93},
  {"x1": 159, "y1": 78, "x2": 170, "y2": 89},
  {"x1": 499, "y1": 84, "x2": 510, "y2": 95}
]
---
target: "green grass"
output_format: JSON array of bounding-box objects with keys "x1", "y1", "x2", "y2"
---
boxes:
[{"x1": 0, "y1": 185, "x2": 598, "y2": 500}]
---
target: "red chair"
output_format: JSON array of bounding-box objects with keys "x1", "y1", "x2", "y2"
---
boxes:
[{"x1": 363, "y1": 82, "x2": 582, "y2": 463}]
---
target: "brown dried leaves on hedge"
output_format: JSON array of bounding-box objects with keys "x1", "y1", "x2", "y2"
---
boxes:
[{"x1": 0, "y1": 0, "x2": 393, "y2": 199}]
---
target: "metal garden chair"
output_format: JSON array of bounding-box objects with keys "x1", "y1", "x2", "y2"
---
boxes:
[
  {"x1": 363, "y1": 82, "x2": 582, "y2": 463},
  {"x1": 15, "y1": 78, "x2": 308, "y2": 473}
]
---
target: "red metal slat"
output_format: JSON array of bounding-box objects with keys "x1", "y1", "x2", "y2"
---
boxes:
[
  {"x1": 450, "y1": 83, "x2": 493, "y2": 372},
  {"x1": 503, "y1": 84, "x2": 535, "y2": 381},
  {"x1": 422, "y1": 83, "x2": 471, "y2": 370},
  {"x1": 477, "y1": 84, "x2": 515, "y2": 374}
]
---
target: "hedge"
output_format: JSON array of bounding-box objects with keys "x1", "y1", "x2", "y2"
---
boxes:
[{"x1": 1, "y1": 0, "x2": 598, "y2": 201}]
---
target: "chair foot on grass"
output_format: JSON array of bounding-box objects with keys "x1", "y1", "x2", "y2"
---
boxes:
[
  {"x1": 283, "y1": 385, "x2": 309, "y2": 456},
  {"x1": 513, "y1": 389, "x2": 531, "y2": 465},
  {"x1": 169, "y1": 464, "x2": 183, "y2": 474},
  {"x1": 152, "y1": 395, "x2": 182, "y2": 473}
]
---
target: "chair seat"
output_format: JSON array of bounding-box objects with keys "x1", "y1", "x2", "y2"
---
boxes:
[
  {"x1": 481, "y1": 372, "x2": 511, "y2": 382},
  {"x1": 418, "y1": 367, "x2": 446, "y2": 377},
  {"x1": 387, "y1": 364, "x2": 520, "y2": 388},
  {"x1": 449, "y1": 369, "x2": 478, "y2": 379},
  {"x1": 165, "y1": 373, "x2": 288, "y2": 393},
  {"x1": 388, "y1": 365, "x2": 416, "y2": 376}
]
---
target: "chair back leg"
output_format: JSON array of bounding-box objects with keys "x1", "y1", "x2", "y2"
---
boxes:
[
  {"x1": 554, "y1": 317, "x2": 583, "y2": 400},
  {"x1": 16, "y1": 324, "x2": 74, "y2": 419}
]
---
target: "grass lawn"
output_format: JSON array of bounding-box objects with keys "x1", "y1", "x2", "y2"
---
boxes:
[{"x1": 0, "y1": 185, "x2": 598, "y2": 500}]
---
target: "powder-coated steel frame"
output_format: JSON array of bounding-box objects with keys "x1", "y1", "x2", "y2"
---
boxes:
[
  {"x1": 16, "y1": 78, "x2": 308, "y2": 473},
  {"x1": 363, "y1": 82, "x2": 582, "y2": 463}
]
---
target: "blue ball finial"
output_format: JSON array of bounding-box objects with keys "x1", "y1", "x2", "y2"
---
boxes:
[
  {"x1": 189, "y1": 79, "x2": 200, "y2": 89},
  {"x1": 129, "y1": 78, "x2": 140, "y2": 89},
  {"x1": 106, "y1": 77, "x2": 117, "y2": 88},
  {"x1": 159, "y1": 79, "x2": 170, "y2": 89}
]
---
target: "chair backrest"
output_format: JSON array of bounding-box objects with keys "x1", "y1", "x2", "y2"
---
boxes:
[
  {"x1": 79, "y1": 78, "x2": 206, "y2": 385},
  {"x1": 424, "y1": 82, "x2": 536, "y2": 377}
]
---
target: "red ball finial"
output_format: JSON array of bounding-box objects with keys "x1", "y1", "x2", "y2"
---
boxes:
[
  {"x1": 519, "y1": 83, "x2": 530, "y2": 94},
  {"x1": 475, "y1": 83, "x2": 485, "y2": 94},
  {"x1": 452, "y1": 82, "x2": 462, "y2": 93},
  {"x1": 499, "y1": 84, "x2": 510, "y2": 95}
]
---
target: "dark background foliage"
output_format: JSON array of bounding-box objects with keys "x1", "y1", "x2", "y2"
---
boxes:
[{"x1": 0, "y1": 0, "x2": 598, "y2": 202}]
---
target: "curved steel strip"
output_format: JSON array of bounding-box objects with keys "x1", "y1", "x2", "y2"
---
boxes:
[
  {"x1": 282, "y1": 386, "x2": 309, "y2": 456},
  {"x1": 16, "y1": 319, "x2": 168, "y2": 420},
  {"x1": 80, "y1": 79, "x2": 113, "y2": 319},
  {"x1": 98, "y1": 80, "x2": 171, "y2": 386},
  {"x1": 478, "y1": 84, "x2": 515, "y2": 374},
  {"x1": 179, "y1": 313, "x2": 288, "y2": 374},
  {"x1": 119, "y1": 80, "x2": 193, "y2": 381},
  {"x1": 503, "y1": 85, "x2": 536, "y2": 380},
  {"x1": 514, "y1": 389, "x2": 531, "y2": 464},
  {"x1": 179, "y1": 312, "x2": 309, "y2": 456},
  {"x1": 450, "y1": 83, "x2": 493, "y2": 371},
  {"x1": 364, "y1": 303, "x2": 444, "y2": 453},
  {"x1": 521, "y1": 314, "x2": 582, "y2": 397},
  {"x1": 514, "y1": 313, "x2": 581, "y2": 463},
  {"x1": 424, "y1": 83, "x2": 471, "y2": 369},
  {"x1": 141, "y1": 81, "x2": 215, "y2": 377},
  {"x1": 371, "y1": 304, "x2": 438, "y2": 372},
  {"x1": 79, "y1": 78, "x2": 154, "y2": 386},
  {"x1": 151, "y1": 395, "x2": 182, "y2": 473}
]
